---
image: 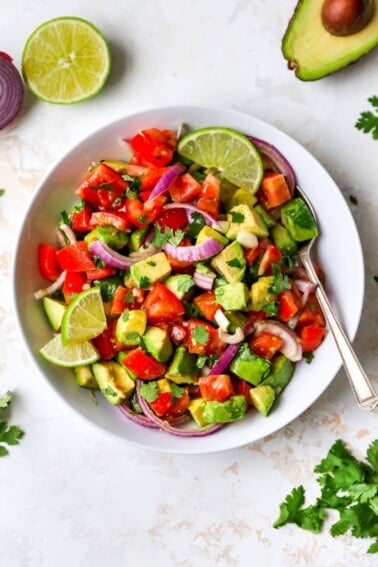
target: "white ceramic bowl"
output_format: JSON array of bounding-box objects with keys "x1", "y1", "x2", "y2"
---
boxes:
[{"x1": 12, "y1": 105, "x2": 364, "y2": 454}]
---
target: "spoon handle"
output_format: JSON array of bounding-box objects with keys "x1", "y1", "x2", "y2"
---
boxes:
[{"x1": 300, "y1": 253, "x2": 378, "y2": 411}]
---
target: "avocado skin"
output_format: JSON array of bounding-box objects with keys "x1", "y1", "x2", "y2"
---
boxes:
[{"x1": 282, "y1": 0, "x2": 378, "y2": 80}]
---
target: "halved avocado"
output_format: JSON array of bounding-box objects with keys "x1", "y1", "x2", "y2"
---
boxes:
[{"x1": 282, "y1": 0, "x2": 378, "y2": 80}]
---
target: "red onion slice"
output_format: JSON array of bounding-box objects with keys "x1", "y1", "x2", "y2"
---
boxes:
[
  {"x1": 254, "y1": 320, "x2": 302, "y2": 361},
  {"x1": 163, "y1": 237, "x2": 223, "y2": 262},
  {"x1": 147, "y1": 164, "x2": 185, "y2": 201},
  {"x1": 136, "y1": 381, "x2": 223, "y2": 437},
  {"x1": 88, "y1": 239, "x2": 144, "y2": 270},
  {"x1": 248, "y1": 136, "x2": 296, "y2": 195},
  {"x1": 294, "y1": 279, "x2": 317, "y2": 306},
  {"x1": 163, "y1": 203, "x2": 216, "y2": 225},
  {"x1": 209, "y1": 317, "x2": 255, "y2": 374},
  {"x1": 59, "y1": 223, "x2": 77, "y2": 245},
  {"x1": 0, "y1": 53, "x2": 23, "y2": 130},
  {"x1": 193, "y1": 269, "x2": 216, "y2": 290},
  {"x1": 34, "y1": 270, "x2": 67, "y2": 300},
  {"x1": 119, "y1": 403, "x2": 159, "y2": 428}
]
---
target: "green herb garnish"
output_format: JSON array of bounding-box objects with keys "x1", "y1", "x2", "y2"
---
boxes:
[
  {"x1": 138, "y1": 276, "x2": 151, "y2": 289},
  {"x1": 268, "y1": 263, "x2": 291, "y2": 294},
  {"x1": 0, "y1": 189, "x2": 5, "y2": 198},
  {"x1": 186, "y1": 211, "x2": 205, "y2": 240},
  {"x1": 0, "y1": 392, "x2": 24, "y2": 457},
  {"x1": 230, "y1": 211, "x2": 245, "y2": 223},
  {"x1": 191, "y1": 324, "x2": 210, "y2": 345},
  {"x1": 349, "y1": 195, "x2": 358, "y2": 205},
  {"x1": 355, "y1": 96, "x2": 378, "y2": 140},
  {"x1": 139, "y1": 382, "x2": 159, "y2": 402}
]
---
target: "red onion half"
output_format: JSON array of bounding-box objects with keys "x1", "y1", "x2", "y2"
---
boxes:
[
  {"x1": 0, "y1": 53, "x2": 23, "y2": 130},
  {"x1": 248, "y1": 136, "x2": 296, "y2": 195}
]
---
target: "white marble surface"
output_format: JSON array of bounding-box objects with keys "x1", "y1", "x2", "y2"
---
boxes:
[{"x1": 1, "y1": 1, "x2": 378, "y2": 565}]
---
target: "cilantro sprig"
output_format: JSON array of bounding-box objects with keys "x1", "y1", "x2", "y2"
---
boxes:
[
  {"x1": 0, "y1": 391, "x2": 24, "y2": 457},
  {"x1": 274, "y1": 439, "x2": 378, "y2": 554},
  {"x1": 152, "y1": 225, "x2": 185, "y2": 248},
  {"x1": 355, "y1": 96, "x2": 378, "y2": 140}
]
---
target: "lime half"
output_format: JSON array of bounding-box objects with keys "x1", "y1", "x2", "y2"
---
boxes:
[
  {"x1": 61, "y1": 287, "x2": 106, "y2": 345},
  {"x1": 177, "y1": 127, "x2": 264, "y2": 193},
  {"x1": 22, "y1": 16, "x2": 111, "y2": 104},
  {"x1": 39, "y1": 334, "x2": 100, "y2": 367}
]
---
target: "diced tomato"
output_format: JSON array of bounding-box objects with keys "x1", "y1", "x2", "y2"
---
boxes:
[
  {"x1": 258, "y1": 244, "x2": 282, "y2": 276},
  {"x1": 299, "y1": 324, "x2": 326, "y2": 352},
  {"x1": 244, "y1": 238, "x2": 270, "y2": 266},
  {"x1": 277, "y1": 290, "x2": 300, "y2": 322},
  {"x1": 38, "y1": 243, "x2": 62, "y2": 281},
  {"x1": 56, "y1": 241, "x2": 96, "y2": 272},
  {"x1": 86, "y1": 266, "x2": 117, "y2": 281},
  {"x1": 75, "y1": 163, "x2": 128, "y2": 209},
  {"x1": 197, "y1": 197, "x2": 219, "y2": 217},
  {"x1": 184, "y1": 319, "x2": 226, "y2": 356},
  {"x1": 257, "y1": 171, "x2": 291, "y2": 210},
  {"x1": 142, "y1": 195, "x2": 166, "y2": 223},
  {"x1": 144, "y1": 282, "x2": 185, "y2": 324},
  {"x1": 149, "y1": 392, "x2": 172, "y2": 417},
  {"x1": 89, "y1": 211, "x2": 131, "y2": 231},
  {"x1": 199, "y1": 374, "x2": 235, "y2": 402},
  {"x1": 169, "y1": 173, "x2": 202, "y2": 203},
  {"x1": 122, "y1": 348, "x2": 166, "y2": 380},
  {"x1": 70, "y1": 203, "x2": 93, "y2": 232},
  {"x1": 124, "y1": 196, "x2": 165, "y2": 229},
  {"x1": 193, "y1": 291, "x2": 221, "y2": 321},
  {"x1": 128, "y1": 128, "x2": 176, "y2": 167},
  {"x1": 62, "y1": 271, "x2": 87, "y2": 303},
  {"x1": 91, "y1": 324, "x2": 117, "y2": 360},
  {"x1": 249, "y1": 332, "x2": 284, "y2": 359},
  {"x1": 165, "y1": 389, "x2": 190, "y2": 419},
  {"x1": 155, "y1": 207, "x2": 188, "y2": 230},
  {"x1": 126, "y1": 165, "x2": 170, "y2": 191},
  {"x1": 297, "y1": 293, "x2": 326, "y2": 327},
  {"x1": 235, "y1": 380, "x2": 252, "y2": 406},
  {"x1": 109, "y1": 286, "x2": 141, "y2": 316},
  {"x1": 197, "y1": 173, "x2": 220, "y2": 217}
]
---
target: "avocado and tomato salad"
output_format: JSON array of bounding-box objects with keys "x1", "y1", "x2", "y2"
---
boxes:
[{"x1": 35, "y1": 125, "x2": 326, "y2": 437}]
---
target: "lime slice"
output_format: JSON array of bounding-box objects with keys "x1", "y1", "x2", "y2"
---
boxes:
[
  {"x1": 61, "y1": 287, "x2": 106, "y2": 345},
  {"x1": 178, "y1": 127, "x2": 264, "y2": 193},
  {"x1": 22, "y1": 16, "x2": 111, "y2": 104},
  {"x1": 39, "y1": 334, "x2": 100, "y2": 367}
]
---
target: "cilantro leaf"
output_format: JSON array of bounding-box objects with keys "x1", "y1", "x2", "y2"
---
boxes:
[
  {"x1": 138, "y1": 276, "x2": 151, "y2": 289},
  {"x1": 268, "y1": 263, "x2": 291, "y2": 294},
  {"x1": 169, "y1": 229, "x2": 185, "y2": 247},
  {"x1": 367, "y1": 440, "x2": 378, "y2": 474},
  {"x1": 303, "y1": 351, "x2": 314, "y2": 364},
  {"x1": 186, "y1": 212, "x2": 205, "y2": 240},
  {"x1": 314, "y1": 439, "x2": 365, "y2": 489},
  {"x1": 355, "y1": 96, "x2": 378, "y2": 140},
  {"x1": 60, "y1": 210, "x2": 71, "y2": 226},
  {"x1": 152, "y1": 225, "x2": 171, "y2": 248},
  {"x1": 191, "y1": 324, "x2": 210, "y2": 345},
  {"x1": 264, "y1": 301, "x2": 279, "y2": 317},
  {"x1": 230, "y1": 211, "x2": 245, "y2": 223},
  {"x1": 0, "y1": 188, "x2": 5, "y2": 198},
  {"x1": 368, "y1": 540, "x2": 378, "y2": 554},
  {"x1": 0, "y1": 421, "x2": 24, "y2": 457},
  {"x1": 176, "y1": 275, "x2": 195, "y2": 292},
  {"x1": 139, "y1": 382, "x2": 159, "y2": 403},
  {"x1": 227, "y1": 258, "x2": 244, "y2": 269},
  {"x1": 273, "y1": 486, "x2": 325, "y2": 533},
  {"x1": 170, "y1": 383, "x2": 185, "y2": 401},
  {"x1": 0, "y1": 391, "x2": 12, "y2": 409}
]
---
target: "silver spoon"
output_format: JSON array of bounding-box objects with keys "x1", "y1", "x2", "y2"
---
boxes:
[{"x1": 295, "y1": 185, "x2": 378, "y2": 411}]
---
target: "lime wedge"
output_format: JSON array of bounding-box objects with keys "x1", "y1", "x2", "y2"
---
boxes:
[
  {"x1": 178, "y1": 127, "x2": 264, "y2": 193},
  {"x1": 39, "y1": 334, "x2": 100, "y2": 367},
  {"x1": 22, "y1": 16, "x2": 111, "y2": 104},
  {"x1": 61, "y1": 287, "x2": 106, "y2": 345}
]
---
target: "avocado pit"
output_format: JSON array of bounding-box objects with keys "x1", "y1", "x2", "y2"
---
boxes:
[{"x1": 321, "y1": 0, "x2": 375, "y2": 36}]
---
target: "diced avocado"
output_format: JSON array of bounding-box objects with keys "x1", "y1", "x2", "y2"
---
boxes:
[
  {"x1": 92, "y1": 361, "x2": 135, "y2": 405},
  {"x1": 156, "y1": 378, "x2": 172, "y2": 394},
  {"x1": 250, "y1": 276, "x2": 277, "y2": 311},
  {"x1": 128, "y1": 227, "x2": 148, "y2": 252},
  {"x1": 281, "y1": 198, "x2": 318, "y2": 242},
  {"x1": 203, "y1": 395, "x2": 247, "y2": 424},
  {"x1": 225, "y1": 188, "x2": 257, "y2": 211},
  {"x1": 211, "y1": 241, "x2": 246, "y2": 283},
  {"x1": 282, "y1": 0, "x2": 378, "y2": 81},
  {"x1": 165, "y1": 345, "x2": 199, "y2": 384},
  {"x1": 130, "y1": 252, "x2": 171, "y2": 288},
  {"x1": 42, "y1": 297, "x2": 66, "y2": 331},
  {"x1": 270, "y1": 224, "x2": 298, "y2": 256},
  {"x1": 188, "y1": 398, "x2": 208, "y2": 428},
  {"x1": 100, "y1": 159, "x2": 128, "y2": 173},
  {"x1": 195, "y1": 263, "x2": 216, "y2": 277},
  {"x1": 261, "y1": 354, "x2": 294, "y2": 394},
  {"x1": 215, "y1": 282, "x2": 249, "y2": 311},
  {"x1": 74, "y1": 365, "x2": 98, "y2": 389},
  {"x1": 255, "y1": 204, "x2": 276, "y2": 229},
  {"x1": 226, "y1": 204, "x2": 268, "y2": 239},
  {"x1": 143, "y1": 326, "x2": 173, "y2": 362},
  {"x1": 230, "y1": 343, "x2": 271, "y2": 385},
  {"x1": 84, "y1": 225, "x2": 129, "y2": 250},
  {"x1": 116, "y1": 351, "x2": 137, "y2": 379},
  {"x1": 196, "y1": 226, "x2": 229, "y2": 246},
  {"x1": 115, "y1": 309, "x2": 147, "y2": 346},
  {"x1": 225, "y1": 310, "x2": 248, "y2": 333},
  {"x1": 164, "y1": 274, "x2": 194, "y2": 300},
  {"x1": 249, "y1": 385, "x2": 275, "y2": 417}
]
